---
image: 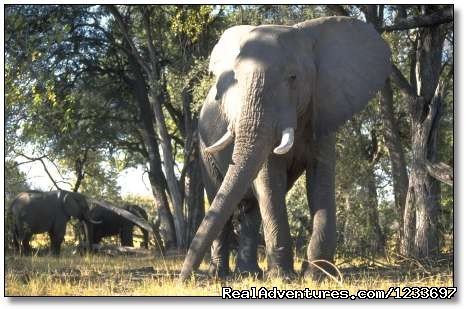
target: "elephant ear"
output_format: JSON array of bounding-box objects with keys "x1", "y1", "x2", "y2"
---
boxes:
[{"x1": 296, "y1": 17, "x2": 391, "y2": 136}]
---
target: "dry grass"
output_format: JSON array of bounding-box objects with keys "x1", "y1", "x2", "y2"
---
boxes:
[{"x1": 5, "y1": 248, "x2": 453, "y2": 297}]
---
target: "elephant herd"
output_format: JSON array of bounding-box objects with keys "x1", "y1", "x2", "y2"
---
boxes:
[
  {"x1": 10, "y1": 16, "x2": 391, "y2": 282},
  {"x1": 9, "y1": 190, "x2": 149, "y2": 256}
]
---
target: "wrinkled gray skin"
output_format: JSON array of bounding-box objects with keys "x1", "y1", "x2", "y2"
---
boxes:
[
  {"x1": 10, "y1": 190, "x2": 99, "y2": 256},
  {"x1": 181, "y1": 17, "x2": 391, "y2": 281},
  {"x1": 200, "y1": 103, "x2": 263, "y2": 277},
  {"x1": 85, "y1": 204, "x2": 149, "y2": 248}
]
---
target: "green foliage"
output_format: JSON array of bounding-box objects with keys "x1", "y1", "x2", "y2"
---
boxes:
[
  {"x1": 122, "y1": 194, "x2": 155, "y2": 216},
  {"x1": 4, "y1": 161, "x2": 31, "y2": 252},
  {"x1": 170, "y1": 5, "x2": 215, "y2": 43}
]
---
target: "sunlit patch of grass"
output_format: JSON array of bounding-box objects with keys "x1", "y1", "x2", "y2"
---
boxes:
[{"x1": 5, "y1": 250, "x2": 453, "y2": 296}]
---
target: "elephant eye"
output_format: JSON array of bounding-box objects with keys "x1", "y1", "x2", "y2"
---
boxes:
[{"x1": 289, "y1": 74, "x2": 297, "y2": 81}]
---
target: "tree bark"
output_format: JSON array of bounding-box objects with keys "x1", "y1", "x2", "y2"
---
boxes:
[
  {"x1": 366, "y1": 167, "x2": 385, "y2": 255},
  {"x1": 72, "y1": 148, "x2": 89, "y2": 192},
  {"x1": 379, "y1": 79, "x2": 409, "y2": 245},
  {"x1": 184, "y1": 144, "x2": 205, "y2": 245},
  {"x1": 361, "y1": 128, "x2": 385, "y2": 256},
  {"x1": 109, "y1": 6, "x2": 186, "y2": 249},
  {"x1": 425, "y1": 161, "x2": 453, "y2": 186},
  {"x1": 142, "y1": 8, "x2": 186, "y2": 249},
  {"x1": 147, "y1": 83, "x2": 186, "y2": 249},
  {"x1": 381, "y1": 6, "x2": 453, "y2": 32},
  {"x1": 398, "y1": 14, "x2": 446, "y2": 258},
  {"x1": 180, "y1": 84, "x2": 205, "y2": 245},
  {"x1": 325, "y1": 5, "x2": 350, "y2": 17},
  {"x1": 127, "y1": 54, "x2": 177, "y2": 250}
]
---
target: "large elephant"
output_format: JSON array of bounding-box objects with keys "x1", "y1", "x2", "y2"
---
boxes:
[
  {"x1": 10, "y1": 190, "x2": 100, "y2": 256},
  {"x1": 85, "y1": 204, "x2": 149, "y2": 248},
  {"x1": 181, "y1": 16, "x2": 391, "y2": 280}
]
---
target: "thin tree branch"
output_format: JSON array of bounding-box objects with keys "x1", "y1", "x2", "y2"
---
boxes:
[
  {"x1": 14, "y1": 152, "x2": 62, "y2": 190},
  {"x1": 425, "y1": 161, "x2": 453, "y2": 186},
  {"x1": 390, "y1": 63, "x2": 417, "y2": 98},
  {"x1": 106, "y1": 5, "x2": 151, "y2": 76},
  {"x1": 381, "y1": 6, "x2": 453, "y2": 32},
  {"x1": 326, "y1": 5, "x2": 350, "y2": 16}
]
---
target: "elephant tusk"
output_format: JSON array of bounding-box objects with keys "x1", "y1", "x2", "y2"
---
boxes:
[
  {"x1": 273, "y1": 127, "x2": 295, "y2": 155},
  {"x1": 205, "y1": 130, "x2": 234, "y2": 153}
]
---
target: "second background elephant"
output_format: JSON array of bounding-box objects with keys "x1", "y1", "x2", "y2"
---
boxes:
[{"x1": 85, "y1": 204, "x2": 149, "y2": 249}]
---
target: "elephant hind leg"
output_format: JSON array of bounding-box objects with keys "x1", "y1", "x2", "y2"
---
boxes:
[
  {"x1": 50, "y1": 225, "x2": 66, "y2": 256},
  {"x1": 21, "y1": 233, "x2": 33, "y2": 256},
  {"x1": 303, "y1": 133, "x2": 337, "y2": 281},
  {"x1": 234, "y1": 199, "x2": 262, "y2": 277},
  {"x1": 208, "y1": 217, "x2": 233, "y2": 278},
  {"x1": 49, "y1": 233, "x2": 64, "y2": 256},
  {"x1": 120, "y1": 228, "x2": 134, "y2": 247}
]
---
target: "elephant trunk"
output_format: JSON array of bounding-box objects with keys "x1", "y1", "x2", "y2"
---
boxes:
[{"x1": 180, "y1": 71, "x2": 273, "y2": 281}]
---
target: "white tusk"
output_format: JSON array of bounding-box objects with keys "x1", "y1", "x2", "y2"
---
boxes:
[
  {"x1": 205, "y1": 130, "x2": 234, "y2": 153},
  {"x1": 273, "y1": 127, "x2": 295, "y2": 155}
]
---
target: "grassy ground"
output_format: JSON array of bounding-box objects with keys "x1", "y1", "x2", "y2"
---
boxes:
[{"x1": 5, "y1": 247, "x2": 454, "y2": 296}]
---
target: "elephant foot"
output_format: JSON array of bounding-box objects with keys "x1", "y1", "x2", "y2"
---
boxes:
[
  {"x1": 301, "y1": 260, "x2": 339, "y2": 282},
  {"x1": 208, "y1": 262, "x2": 231, "y2": 279},
  {"x1": 263, "y1": 247, "x2": 295, "y2": 281},
  {"x1": 21, "y1": 247, "x2": 32, "y2": 256},
  {"x1": 234, "y1": 265, "x2": 263, "y2": 279},
  {"x1": 264, "y1": 266, "x2": 297, "y2": 282}
]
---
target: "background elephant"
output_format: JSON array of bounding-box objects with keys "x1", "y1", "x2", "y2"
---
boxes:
[
  {"x1": 10, "y1": 190, "x2": 99, "y2": 256},
  {"x1": 85, "y1": 204, "x2": 149, "y2": 248},
  {"x1": 181, "y1": 16, "x2": 391, "y2": 280}
]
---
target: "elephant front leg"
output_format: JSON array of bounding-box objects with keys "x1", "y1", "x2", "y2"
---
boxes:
[
  {"x1": 253, "y1": 156, "x2": 294, "y2": 279},
  {"x1": 208, "y1": 217, "x2": 233, "y2": 278},
  {"x1": 304, "y1": 133, "x2": 337, "y2": 280},
  {"x1": 120, "y1": 226, "x2": 134, "y2": 247},
  {"x1": 50, "y1": 221, "x2": 67, "y2": 256},
  {"x1": 49, "y1": 232, "x2": 64, "y2": 257},
  {"x1": 235, "y1": 199, "x2": 262, "y2": 277},
  {"x1": 12, "y1": 226, "x2": 20, "y2": 253}
]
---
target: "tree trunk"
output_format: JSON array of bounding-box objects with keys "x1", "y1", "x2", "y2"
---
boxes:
[
  {"x1": 128, "y1": 55, "x2": 177, "y2": 250},
  {"x1": 72, "y1": 148, "x2": 89, "y2": 192},
  {"x1": 148, "y1": 82, "x2": 186, "y2": 249},
  {"x1": 403, "y1": 103, "x2": 440, "y2": 258},
  {"x1": 109, "y1": 6, "x2": 185, "y2": 249},
  {"x1": 401, "y1": 16, "x2": 445, "y2": 258},
  {"x1": 379, "y1": 79, "x2": 409, "y2": 246},
  {"x1": 180, "y1": 85, "x2": 204, "y2": 245},
  {"x1": 366, "y1": 168, "x2": 385, "y2": 255},
  {"x1": 184, "y1": 144, "x2": 205, "y2": 245},
  {"x1": 147, "y1": 168, "x2": 177, "y2": 249}
]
